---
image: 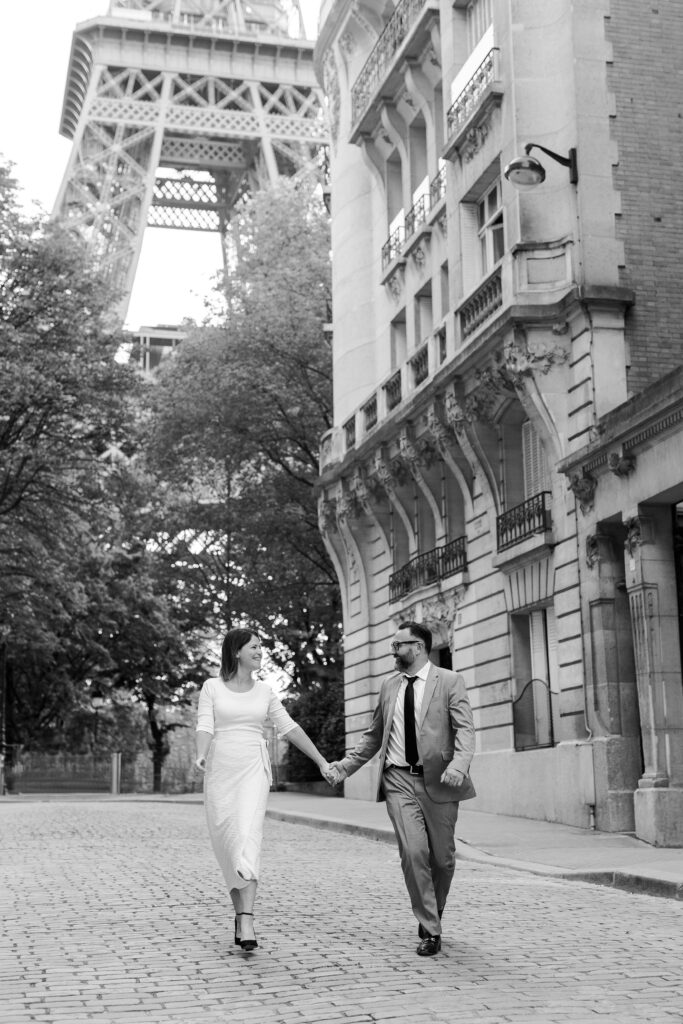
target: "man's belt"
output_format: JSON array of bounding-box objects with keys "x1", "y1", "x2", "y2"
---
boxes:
[{"x1": 388, "y1": 763, "x2": 424, "y2": 776}]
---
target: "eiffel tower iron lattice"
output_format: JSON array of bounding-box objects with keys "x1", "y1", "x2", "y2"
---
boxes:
[{"x1": 53, "y1": 0, "x2": 329, "y2": 317}]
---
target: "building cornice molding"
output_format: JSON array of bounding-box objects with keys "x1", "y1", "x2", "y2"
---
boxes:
[{"x1": 557, "y1": 364, "x2": 683, "y2": 481}]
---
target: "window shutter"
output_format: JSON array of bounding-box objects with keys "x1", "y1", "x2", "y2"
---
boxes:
[
  {"x1": 545, "y1": 606, "x2": 560, "y2": 693},
  {"x1": 529, "y1": 610, "x2": 549, "y2": 682},
  {"x1": 522, "y1": 420, "x2": 550, "y2": 498}
]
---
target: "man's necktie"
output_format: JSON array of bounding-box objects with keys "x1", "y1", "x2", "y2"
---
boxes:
[{"x1": 404, "y1": 675, "x2": 419, "y2": 767}]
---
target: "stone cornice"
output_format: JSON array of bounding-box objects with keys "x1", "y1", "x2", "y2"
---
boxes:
[{"x1": 557, "y1": 364, "x2": 683, "y2": 479}]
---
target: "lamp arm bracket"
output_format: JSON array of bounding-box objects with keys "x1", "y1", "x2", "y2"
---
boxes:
[{"x1": 524, "y1": 144, "x2": 578, "y2": 184}]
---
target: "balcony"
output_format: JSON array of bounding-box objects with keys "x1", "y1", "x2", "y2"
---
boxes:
[
  {"x1": 363, "y1": 394, "x2": 378, "y2": 432},
  {"x1": 344, "y1": 415, "x2": 356, "y2": 450},
  {"x1": 389, "y1": 536, "x2": 468, "y2": 602},
  {"x1": 383, "y1": 370, "x2": 402, "y2": 412},
  {"x1": 350, "y1": 0, "x2": 439, "y2": 141},
  {"x1": 458, "y1": 266, "x2": 503, "y2": 339},
  {"x1": 411, "y1": 345, "x2": 429, "y2": 387},
  {"x1": 443, "y1": 47, "x2": 503, "y2": 162},
  {"x1": 429, "y1": 164, "x2": 447, "y2": 209},
  {"x1": 382, "y1": 225, "x2": 405, "y2": 270},
  {"x1": 404, "y1": 194, "x2": 430, "y2": 240},
  {"x1": 496, "y1": 492, "x2": 552, "y2": 552}
]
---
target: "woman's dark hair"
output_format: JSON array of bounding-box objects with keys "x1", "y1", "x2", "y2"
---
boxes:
[
  {"x1": 398, "y1": 620, "x2": 433, "y2": 654},
  {"x1": 220, "y1": 628, "x2": 258, "y2": 681}
]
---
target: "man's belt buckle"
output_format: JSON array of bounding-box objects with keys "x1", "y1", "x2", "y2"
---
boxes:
[{"x1": 409, "y1": 764, "x2": 422, "y2": 776}]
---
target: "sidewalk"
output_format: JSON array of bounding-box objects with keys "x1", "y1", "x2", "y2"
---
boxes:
[
  {"x1": 5, "y1": 789, "x2": 683, "y2": 900},
  {"x1": 264, "y1": 790, "x2": 683, "y2": 901}
]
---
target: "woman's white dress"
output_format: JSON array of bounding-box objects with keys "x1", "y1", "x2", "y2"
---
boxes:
[{"x1": 196, "y1": 677, "x2": 297, "y2": 891}]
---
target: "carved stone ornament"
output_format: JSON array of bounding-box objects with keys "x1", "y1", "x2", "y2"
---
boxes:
[
  {"x1": 425, "y1": 404, "x2": 452, "y2": 456},
  {"x1": 568, "y1": 470, "x2": 597, "y2": 514},
  {"x1": 623, "y1": 516, "x2": 654, "y2": 557},
  {"x1": 338, "y1": 488, "x2": 364, "y2": 523},
  {"x1": 338, "y1": 30, "x2": 355, "y2": 56},
  {"x1": 463, "y1": 337, "x2": 568, "y2": 422},
  {"x1": 318, "y1": 498, "x2": 338, "y2": 534},
  {"x1": 412, "y1": 245, "x2": 426, "y2": 268},
  {"x1": 386, "y1": 271, "x2": 403, "y2": 299},
  {"x1": 608, "y1": 450, "x2": 636, "y2": 478},
  {"x1": 423, "y1": 592, "x2": 464, "y2": 647},
  {"x1": 444, "y1": 387, "x2": 468, "y2": 434},
  {"x1": 436, "y1": 209, "x2": 447, "y2": 235},
  {"x1": 460, "y1": 122, "x2": 489, "y2": 162},
  {"x1": 586, "y1": 532, "x2": 615, "y2": 569},
  {"x1": 399, "y1": 428, "x2": 438, "y2": 471}
]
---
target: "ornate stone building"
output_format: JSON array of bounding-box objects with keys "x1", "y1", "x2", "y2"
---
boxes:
[{"x1": 314, "y1": 0, "x2": 683, "y2": 845}]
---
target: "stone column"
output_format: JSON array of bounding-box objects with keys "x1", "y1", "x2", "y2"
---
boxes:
[
  {"x1": 624, "y1": 508, "x2": 683, "y2": 845},
  {"x1": 585, "y1": 529, "x2": 641, "y2": 832}
]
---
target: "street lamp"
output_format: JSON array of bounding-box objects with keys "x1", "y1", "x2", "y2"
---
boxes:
[
  {"x1": 91, "y1": 694, "x2": 105, "y2": 747},
  {"x1": 504, "y1": 143, "x2": 579, "y2": 189}
]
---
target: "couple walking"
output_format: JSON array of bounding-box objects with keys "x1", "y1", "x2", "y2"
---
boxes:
[{"x1": 195, "y1": 621, "x2": 475, "y2": 956}]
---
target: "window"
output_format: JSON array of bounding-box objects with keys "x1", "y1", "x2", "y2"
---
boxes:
[
  {"x1": 477, "y1": 179, "x2": 504, "y2": 274},
  {"x1": 467, "y1": 0, "x2": 493, "y2": 50},
  {"x1": 510, "y1": 607, "x2": 558, "y2": 750},
  {"x1": 522, "y1": 420, "x2": 550, "y2": 499}
]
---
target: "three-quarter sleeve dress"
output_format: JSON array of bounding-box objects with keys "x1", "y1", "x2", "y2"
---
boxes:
[{"x1": 196, "y1": 677, "x2": 297, "y2": 891}]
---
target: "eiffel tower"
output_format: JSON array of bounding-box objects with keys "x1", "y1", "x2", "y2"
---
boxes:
[{"x1": 53, "y1": 0, "x2": 327, "y2": 317}]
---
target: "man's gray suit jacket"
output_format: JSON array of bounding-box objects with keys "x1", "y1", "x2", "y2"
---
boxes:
[{"x1": 340, "y1": 663, "x2": 476, "y2": 804}]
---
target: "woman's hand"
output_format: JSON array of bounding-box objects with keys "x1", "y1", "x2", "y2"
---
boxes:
[{"x1": 195, "y1": 756, "x2": 207, "y2": 773}]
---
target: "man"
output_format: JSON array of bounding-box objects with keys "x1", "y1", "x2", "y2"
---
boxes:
[{"x1": 327, "y1": 620, "x2": 475, "y2": 956}]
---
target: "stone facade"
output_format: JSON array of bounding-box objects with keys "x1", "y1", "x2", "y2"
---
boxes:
[{"x1": 314, "y1": 0, "x2": 683, "y2": 844}]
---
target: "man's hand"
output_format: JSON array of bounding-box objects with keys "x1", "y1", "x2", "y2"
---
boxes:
[
  {"x1": 195, "y1": 756, "x2": 207, "y2": 773},
  {"x1": 325, "y1": 761, "x2": 347, "y2": 786},
  {"x1": 440, "y1": 767, "x2": 465, "y2": 788}
]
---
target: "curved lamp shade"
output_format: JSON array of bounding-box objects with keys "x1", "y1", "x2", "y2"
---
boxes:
[{"x1": 503, "y1": 155, "x2": 546, "y2": 189}]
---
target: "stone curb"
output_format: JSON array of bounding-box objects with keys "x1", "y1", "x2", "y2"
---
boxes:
[{"x1": 265, "y1": 808, "x2": 683, "y2": 903}]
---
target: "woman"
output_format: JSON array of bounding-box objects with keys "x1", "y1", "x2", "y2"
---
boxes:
[{"x1": 195, "y1": 628, "x2": 333, "y2": 951}]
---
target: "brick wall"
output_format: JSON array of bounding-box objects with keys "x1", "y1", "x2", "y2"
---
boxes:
[{"x1": 607, "y1": 1, "x2": 683, "y2": 394}]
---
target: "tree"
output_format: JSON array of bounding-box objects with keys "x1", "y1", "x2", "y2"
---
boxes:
[{"x1": 145, "y1": 179, "x2": 345, "y2": 773}]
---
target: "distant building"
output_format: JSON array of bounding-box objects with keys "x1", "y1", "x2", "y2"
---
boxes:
[{"x1": 314, "y1": 0, "x2": 683, "y2": 845}]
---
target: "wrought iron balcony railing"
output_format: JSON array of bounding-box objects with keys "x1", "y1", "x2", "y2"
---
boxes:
[
  {"x1": 411, "y1": 345, "x2": 429, "y2": 386},
  {"x1": 363, "y1": 394, "x2": 378, "y2": 432},
  {"x1": 405, "y1": 193, "x2": 430, "y2": 239},
  {"x1": 381, "y1": 225, "x2": 405, "y2": 269},
  {"x1": 383, "y1": 370, "x2": 402, "y2": 411},
  {"x1": 429, "y1": 164, "x2": 447, "y2": 207},
  {"x1": 496, "y1": 492, "x2": 552, "y2": 552},
  {"x1": 344, "y1": 416, "x2": 356, "y2": 450},
  {"x1": 351, "y1": 0, "x2": 430, "y2": 128},
  {"x1": 389, "y1": 536, "x2": 467, "y2": 602},
  {"x1": 446, "y1": 47, "x2": 500, "y2": 138},
  {"x1": 459, "y1": 266, "x2": 502, "y2": 338}
]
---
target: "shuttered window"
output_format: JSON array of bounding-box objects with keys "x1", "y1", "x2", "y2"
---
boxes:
[{"x1": 522, "y1": 420, "x2": 550, "y2": 499}]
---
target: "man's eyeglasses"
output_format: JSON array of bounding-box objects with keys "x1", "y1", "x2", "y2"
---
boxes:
[{"x1": 391, "y1": 640, "x2": 420, "y2": 653}]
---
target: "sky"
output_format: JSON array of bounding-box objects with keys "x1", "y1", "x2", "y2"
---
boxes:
[{"x1": 0, "y1": 0, "x2": 321, "y2": 329}]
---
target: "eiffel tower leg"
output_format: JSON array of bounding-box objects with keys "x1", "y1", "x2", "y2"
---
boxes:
[{"x1": 249, "y1": 82, "x2": 279, "y2": 185}]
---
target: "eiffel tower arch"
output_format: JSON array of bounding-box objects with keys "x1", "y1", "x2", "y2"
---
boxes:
[{"x1": 53, "y1": 0, "x2": 328, "y2": 318}]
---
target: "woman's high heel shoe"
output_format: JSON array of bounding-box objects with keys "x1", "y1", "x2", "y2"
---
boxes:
[
  {"x1": 234, "y1": 916, "x2": 241, "y2": 946},
  {"x1": 236, "y1": 911, "x2": 258, "y2": 951}
]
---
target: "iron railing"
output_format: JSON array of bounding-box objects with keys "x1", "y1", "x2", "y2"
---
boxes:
[
  {"x1": 459, "y1": 266, "x2": 502, "y2": 338},
  {"x1": 351, "y1": 0, "x2": 430, "y2": 127},
  {"x1": 363, "y1": 394, "x2": 378, "y2": 431},
  {"x1": 381, "y1": 225, "x2": 405, "y2": 268},
  {"x1": 389, "y1": 536, "x2": 467, "y2": 602},
  {"x1": 429, "y1": 164, "x2": 447, "y2": 207},
  {"x1": 384, "y1": 370, "x2": 402, "y2": 411},
  {"x1": 513, "y1": 678, "x2": 554, "y2": 751},
  {"x1": 344, "y1": 416, "x2": 356, "y2": 450},
  {"x1": 497, "y1": 491, "x2": 552, "y2": 551},
  {"x1": 405, "y1": 193, "x2": 430, "y2": 239},
  {"x1": 446, "y1": 48, "x2": 500, "y2": 138},
  {"x1": 411, "y1": 345, "x2": 429, "y2": 386}
]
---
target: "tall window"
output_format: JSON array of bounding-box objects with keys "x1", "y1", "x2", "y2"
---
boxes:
[
  {"x1": 522, "y1": 420, "x2": 550, "y2": 498},
  {"x1": 477, "y1": 178, "x2": 504, "y2": 274},
  {"x1": 510, "y1": 607, "x2": 558, "y2": 750},
  {"x1": 467, "y1": 0, "x2": 493, "y2": 50}
]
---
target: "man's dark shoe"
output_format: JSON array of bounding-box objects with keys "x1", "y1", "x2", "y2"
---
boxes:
[
  {"x1": 418, "y1": 908, "x2": 443, "y2": 938},
  {"x1": 416, "y1": 935, "x2": 441, "y2": 956}
]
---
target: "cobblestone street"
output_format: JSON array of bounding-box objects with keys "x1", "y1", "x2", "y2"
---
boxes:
[{"x1": 1, "y1": 800, "x2": 683, "y2": 1024}]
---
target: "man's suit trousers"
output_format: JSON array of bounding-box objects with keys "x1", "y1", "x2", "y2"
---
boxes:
[{"x1": 382, "y1": 766, "x2": 460, "y2": 936}]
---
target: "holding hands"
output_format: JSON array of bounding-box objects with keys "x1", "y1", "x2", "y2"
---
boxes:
[{"x1": 319, "y1": 760, "x2": 347, "y2": 787}]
